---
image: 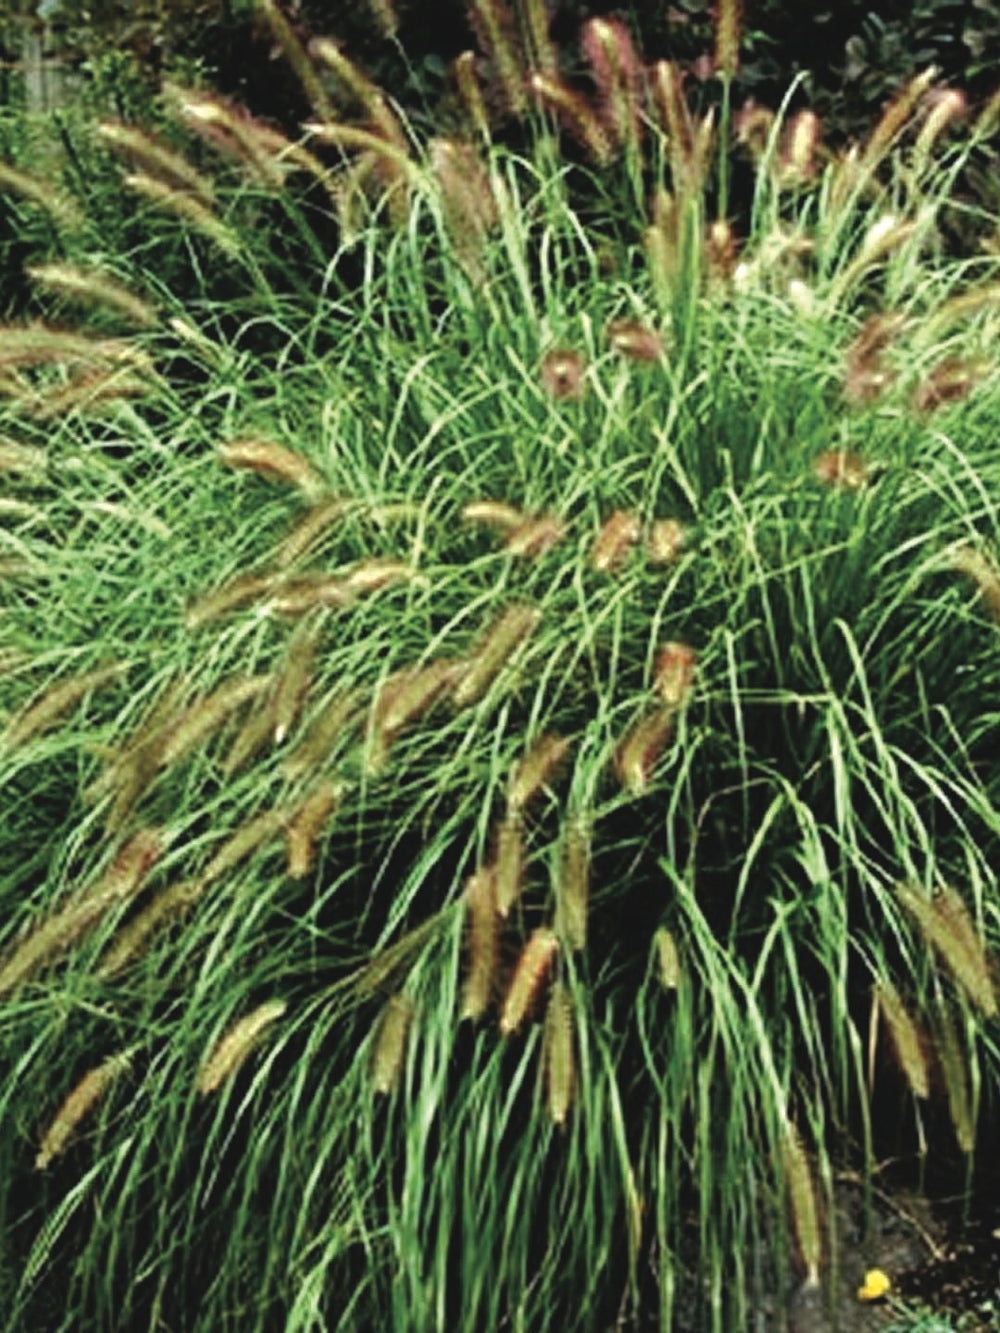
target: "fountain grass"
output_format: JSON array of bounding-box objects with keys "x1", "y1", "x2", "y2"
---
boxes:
[{"x1": 1, "y1": 7, "x2": 999, "y2": 1329}]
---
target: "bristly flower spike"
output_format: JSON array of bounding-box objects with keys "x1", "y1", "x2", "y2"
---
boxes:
[
  {"x1": 507, "y1": 733, "x2": 570, "y2": 814},
  {"x1": 607, "y1": 319, "x2": 663, "y2": 363},
  {"x1": 714, "y1": 0, "x2": 742, "y2": 82},
  {"x1": 499, "y1": 926, "x2": 559, "y2": 1035},
  {"x1": 897, "y1": 882, "x2": 998, "y2": 1017},
  {"x1": 430, "y1": 136, "x2": 499, "y2": 282},
  {"x1": 286, "y1": 780, "x2": 343, "y2": 879},
  {"x1": 543, "y1": 979, "x2": 575, "y2": 1126},
  {"x1": 257, "y1": 0, "x2": 336, "y2": 123},
  {"x1": 467, "y1": 0, "x2": 529, "y2": 117},
  {"x1": 197, "y1": 1000, "x2": 288, "y2": 1095},
  {"x1": 36, "y1": 1052, "x2": 131, "y2": 1170},
  {"x1": 590, "y1": 510, "x2": 641, "y2": 573},
  {"x1": 218, "y1": 438, "x2": 326, "y2": 501},
  {"x1": 539, "y1": 347, "x2": 587, "y2": 399},
  {"x1": 370, "y1": 994, "x2": 414, "y2": 1094},
  {"x1": 554, "y1": 813, "x2": 590, "y2": 952},
  {"x1": 452, "y1": 602, "x2": 541, "y2": 709},
  {"x1": 653, "y1": 641, "x2": 697, "y2": 709},
  {"x1": 26, "y1": 264, "x2": 159, "y2": 328},
  {"x1": 453, "y1": 51, "x2": 492, "y2": 140},
  {"x1": 460, "y1": 866, "x2": 499, "y2": 1021},
  {"x1": 520, "y1": 0, "x2": 557, "y2": 77},
  {"x1": 581, "y1": 17, "x2": 643, "y2": 158},
  {"x1": 530, "y1": 74, "x2": 613, "y2": 166},
  {"x1": 614, "y1": 707, "x2": 674, "y2": 796},
  {"x1": 949, "y1": 544, "x2": 1000, "y2": 623},
  {"x1": 494, "y1": 811, "x2": 526, "y2": 917},
  {"x1": 95, "y1": 123, "x2": 216, "y2": 204},
  {"x1": 646, "y1": 518, "x2": 687, "y2": 565},
  {"x1": 504, "y1": 513, "x2": 566, "y2": 559}
]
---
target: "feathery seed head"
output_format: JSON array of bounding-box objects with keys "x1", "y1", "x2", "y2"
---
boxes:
[
  {"x1": 462, "y1": 499, "x2": 526, "y2": 532},
  {"x1": 186, "y1": 573, "x2": 277, "y2": 630},
  {"x1": 36, "y1": 1052, "x2": 131, "y2": 1170},
  {"x1": 507, "y1": 733, "x2": 570, "y2": 814},
  {"x1": 96, "y1": 122, "x2": 216, "y2": 203},
  {"x1": 276, "y1": 498, "x2": 356, "y2": 568},
  {"x1": 499, "y1": 925, "x2": 559, "y2": 1035},
  {"x1": 778, "y1": 110, "x2": 821, "y2": 186},
  {"x1": 529, "y1": 74, "x2": 614, "y2": 165},
  {"x1": 614, "y1": 707, "x2": 674, "y2": 796},
  {"x1": 342, "y1": 558, "x2": 415, "y2": 595},
  {"x1": 705, "y1": 219, "x2": 737, "y2": 284},
  {"x1": 555, "y1": 814, "x2": 590, "y2": 953},
  {"x1": 645, "y1": 518, "x2": 687, "y2": 565},
  {"x1": 897, "y1": 882, "x2": 997, "y2": 1017},
  {"x1": 26, "y1": 264, "x2": 159, "y2": 329},
  {"x1": 912, "y1": 357, "x2": 981, "y2": 413},
  {"x1": 97, "y1": 879, "x2": 201, "y2": 978},
  {"x1": 282, "y1": 686, "x2": 366, "y2": 780},
  {"x1": 217, "y1": 438, "x2": 326, "y2": 500},
  {"x1": 540, "y1": 347, "x2": 587, "y2": 399},
  {"x1": 286, "y1": 780, "x2": 343, "y2": 879},
  {"x1": 607, "y1": 319, "x2": 663, "y2": 363},
  {"x1": 813, "y1": 449, "x2": 869, "y2": 491},
  {"x1": 581, "y1": 17, "x2": 643, "y2": 154},
  {"x1": 1, "y1": 662, "x2": 128, "y2": 755},
  {"x1": 713, "y1": 0, "x2": 742, "y2": 80},
  {"x1": 461, "y1": 865, "x2": 500, "y2": 1021},
  {"x1": 431, "y1": 136, "x2": 499, "y2": 280},
  {"x1": 874, "y1": 982, "x2": 930, "y2": 1100},
  {"x1": 453, "y1": 51, "x2": 491, "y2": 139},
  {"x1": 167, "y1": 85, "x2": 287, "y2": 190},
  {"x1": 494, "y1": 812, "x2": 526, "y2": 917},
  {"x1": 504, "y1": 513, "x2": 566, "y2": 559},
  {"x1": 467, "y1": 0, "x2": 529, "y2": 117},
  {"x1": 158, "y1": 675, "x2": 272, "y2": 770},
  {"x1": 197, "y1": 1000, "x2": 287, "y2": 1095},
  {"x1": 200, "y1": 808, "x2": 287, "y2": 888},
  {"x1": 258, "y1": 0, "x2": 336, "y2": 122},
  {"x1": 781, "y1": 1121, "x2": 822, "y2": 1286},
  {"x1": 653, "y1": 641, "x2": 697, "y2": 709},
  {"x1": 862, "y1": 67, "x2": 938, "y2": 171},
  {"x1": 543, "y1": 979, "x2": 575, "y2": 1126},
  {"x1": 370, "y1": 994, "x2": 414, "y2": 1094},
  {"x1": 734, "y1": 100, "x2": 774, "y2": 160},
  {"x1": 935, "y1": 1000, "x2": 975, "y2": 1152},
  {"x1": 452, "y1": 602, "x2": 541, "y2": 709},
  {"x1": 123, "y1": 172, "x2": 241, "y2": 258},
  {"x1": 590, "y1": 509, "x2": 641, "y2": 573},
  {"x1": 265, "y1": 575, "x2": 356, "y2": 619},
  {"x1": 271, "y1": 618, "x2": 321, "y2": 745},
  {"x1": 949, "y1": 543, "x2": 1000, "y2": 623},
  {"x1": 844, "y1": 312, "x2": 903, "y2": 405},
  {"x1": 0, "y1": 160, "x2": 84, "y2": 230},
  {"x1": 653, "y1": 927, "x2": 682, "y2": 990},
  {"x1": 367, "y1": 658, "x2": 465, "y2": 773}
]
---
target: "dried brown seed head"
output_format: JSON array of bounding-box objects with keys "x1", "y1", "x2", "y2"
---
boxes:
[
  {"x1": 653, "y1": 641, "x2": 697, "y2": 708},
  {"x1": 499, "y1": 926, "x2": 559, "y2": 1036},
  {"x1": 607, "y1": 319, "x2": 663, "y2": 363},
  {"x1": 813, "y1": 449, "x2": 869, "y2": 491},
  {"x1": 645, "y1": 518, "x2": 687, "y2": 565},
  {"x1": 540, "y1": 348, "x2": 587, "y2": 400},
  {"x1": 590, "y1": 509, "x2": 641, "y2": 573}
]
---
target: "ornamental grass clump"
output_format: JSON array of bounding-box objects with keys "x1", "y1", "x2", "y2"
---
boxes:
[{"x1": 0, "y1": 3, "x2": 999, "y2": 1330}]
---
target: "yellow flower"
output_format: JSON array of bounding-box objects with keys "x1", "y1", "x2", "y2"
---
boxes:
[{"x1": 857, "y1": 1268, "x2": 891, "y2": 1302}]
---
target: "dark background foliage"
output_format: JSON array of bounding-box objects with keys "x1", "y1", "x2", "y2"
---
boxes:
[{"x1": 4, "y1": 0, "x2": 999, "y2": 141}]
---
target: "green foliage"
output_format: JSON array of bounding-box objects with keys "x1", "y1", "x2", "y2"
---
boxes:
[{"x1": 1, "y1": 7, "x2": 1000, "y2": 1331}]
